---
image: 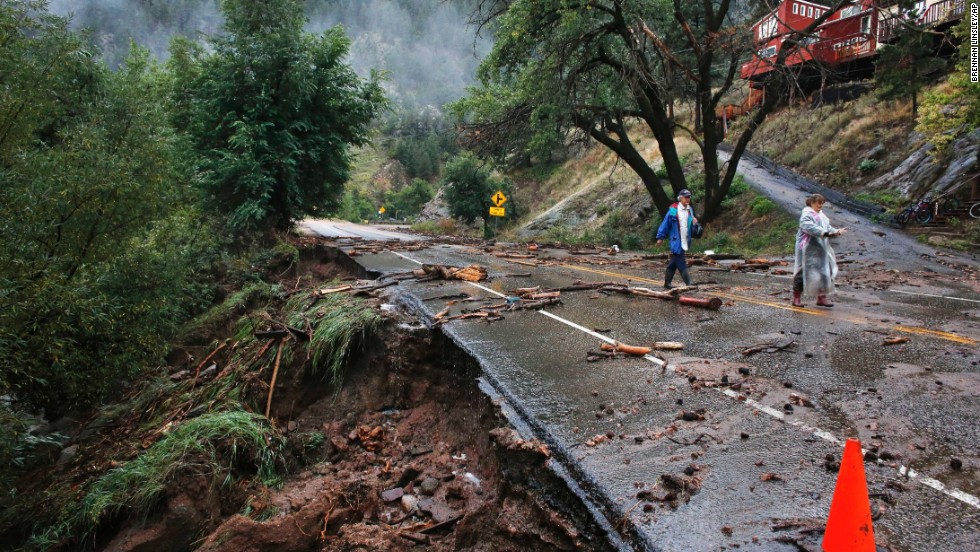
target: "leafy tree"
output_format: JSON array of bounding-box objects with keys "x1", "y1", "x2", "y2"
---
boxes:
[
  {"x1": 917, "y1": 15, "x2": 980, "y2": 150},
  {"x1": 179, "y1": 0, "x2": 387, "y2": 236},
  {"x1": 337, "y1": 188, "x2": 379, "y2": 222},
  {"x1": 875, "y1": 15, "x2": 943, "y2": 118},
  {"x1": 0, "y1": 4, "x2": 213, "y2": 415},
  {"x1": 386, "y1": 178, "x2": 435, "y2": 219},
  {"x1": 441, "y1": 153, "x2": 515, "y2": 236},
  {"x1": 454, "y1": 0, "x2": 847, "y2": 221}
]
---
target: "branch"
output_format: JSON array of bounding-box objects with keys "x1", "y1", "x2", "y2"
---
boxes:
[
  {"x1": 671, "y1": 121, "x2": 704, "y2": 150},
  {"x1": 637, "y1": 21, "x2": 698, "y2": 83},
  {"x1": 671, "y1": 0, "x2": 703, "y2": 57}
]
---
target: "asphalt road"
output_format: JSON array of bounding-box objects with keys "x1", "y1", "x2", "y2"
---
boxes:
[{"x1": 303, "y1": 221, "x2": 980, "y2": 551}]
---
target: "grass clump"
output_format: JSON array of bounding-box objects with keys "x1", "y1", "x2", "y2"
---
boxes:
[
  {"x1": 31, "y1": 410, "x2": 282, "y2": 548},
  {"x1": 182, "y1": 281, "x2": 282, "y2": 337},
  {"x1": 750, "y1": 197, "x2": 777, "y2": 217},
  {"x1": 285, "y1": 292, "x2": 381, "y2": 384}
]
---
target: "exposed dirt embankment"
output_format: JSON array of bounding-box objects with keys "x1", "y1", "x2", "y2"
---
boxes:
[
  {"x1": 189, "y1": 324, "x2": 607, "y2": 552},
  {"x1": 1, "y1": 241, "x2": 610, "y2": 552}
]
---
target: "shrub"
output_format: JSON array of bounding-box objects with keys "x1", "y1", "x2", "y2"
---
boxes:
[
  {"x1": 750, "y1": 197, "x2": 777, "y2": 217},
  {"x1": 32, "y1": 410, "x2": 283, "y2": 547},
  {"x1": 857, "y1": 159, "x2": 879, "y2": 173}
]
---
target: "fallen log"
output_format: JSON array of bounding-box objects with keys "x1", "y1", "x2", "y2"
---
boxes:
[
  {"x1": 545, "y1": 281, "x2": 619, "y2": 292},
  {"x1": 315, "y1": 285, "x2": 353, "y2": 295},
  {"x1": 600, "y1": 341, "x2": 653, "y2": 356},
  {"x1": 507, "y1": 297, "x2": 561, "y2": 310},
  {"x1": 742, "y1": 339, "x2": 796, "y2": 356},
  {"x1": 511, "y1": 286, "x2": 541, "y2": 296},
  {"x1": 492, "y1": 252, "x2": 537, "y2": 259},
  {"x1": 506, "y1": 259, "x2": 541, "y2": 267},
  {"x1": 523, "y1": 291, "x2": 560, "y2": 300},
  {"x1": 677, "y1": 296, "x2": 722, "y2": 310},
  {"x1": 652, "y1": 342, "x2": 684, "y2": 350}
]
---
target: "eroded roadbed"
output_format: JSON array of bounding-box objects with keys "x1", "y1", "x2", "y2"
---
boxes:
[{"x1": 337, "y1": 237, "x2": 980, "y2": 552}]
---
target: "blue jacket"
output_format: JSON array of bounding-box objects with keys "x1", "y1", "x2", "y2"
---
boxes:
[{"x1": 656, "y1": 202, "x2": 695, "y2": 255}]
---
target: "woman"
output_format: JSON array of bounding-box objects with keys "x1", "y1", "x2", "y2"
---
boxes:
[
  {"x1": 656, "y1": 189, "x2": 698, "y2": 289},
  {"x1": 793, "y1": 194, "x2": 846, "y2": 307}
]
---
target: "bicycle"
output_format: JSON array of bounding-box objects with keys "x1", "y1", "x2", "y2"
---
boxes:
[
  {"x1": 895, "y1": 197, "x2": 932, "y2": 226},
  {"x1": 969, "y1": 201, "x2": 980, "y2": 219}
]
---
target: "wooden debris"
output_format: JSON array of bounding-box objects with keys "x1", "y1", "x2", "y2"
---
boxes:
[
  {"x1": 652, "y1": 341, "x2": 684, "y2": 350},
  {"x1": 315, "y1": 285, "x2": 353, "y2": 295},
  {"x1": 417, "y1": 264, "x2": 489, "y2": 282},
  {"x1": 264, "y1": 339, "x2": 285, "y2": 418},
  {"x1": 677, "y1": 296, "x2": 722, "y2": 310},
  {"x1": 600, "y1": 341, "x2": 653, "y2": 356},
  {"x1": 883, "y1": 336, "x2": 910, "y2": 346},
  {"x1": 742, "y1": 338, "x2": 797, "y2": 356}
]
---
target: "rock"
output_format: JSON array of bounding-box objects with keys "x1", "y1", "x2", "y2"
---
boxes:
[
  {"x1": 418, "y1": 498, "x2": 458, "y2": 523},
  {"x1": 950, "y1": 458, "x2": 963, "y2": 470},
  {"x1": 721, "y1": 525, "x2": 734, "y2": 536},
  {"x1": 169, "y1": 370, "x2": 190, "y2": 381},
  {"x1": 401, "y1": 494, "x2": 419, "y2": 512},
  {"x1": 56, "y1": 444, "x2": 78, "y2": 465},
  {"x1": 740, "y1": 432, "x2": 750, "y2": 440},
  {"x1": 330, "y1": 435, "x2": 349, "y2": 452},
  {"x1": 198, "y1": 364, "x2": 217, "y2": 379},
  {"x1": 420, "y1": 477, "x2": 440, "y2": 496},
  {"x1": 381, "y1": 487, "x2": 404, "y2": 502},
  {"x1": 863, "y1": 143, "x2": 886, "y2": 160}
]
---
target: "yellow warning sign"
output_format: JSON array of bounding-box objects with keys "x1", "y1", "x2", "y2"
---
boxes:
[
  {"x1": 489, "y1": 206, "x2": 506, "y2": 217},
  {"x1": 491, "y1": 191, "x2": 508, "y2": 207},
  {"x1": 378, "y1": 206, "x2": 386, "y2": 214}
]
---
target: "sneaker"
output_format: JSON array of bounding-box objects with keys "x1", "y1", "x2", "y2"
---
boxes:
[{"x1": 664, "y1": 284, "x2": 674, "y2": 290}]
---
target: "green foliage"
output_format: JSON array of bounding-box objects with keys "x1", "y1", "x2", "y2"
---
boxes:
[
  {"x1": 284, "y1": 292, "x2": 381, "y2": 385},
  {"x1": 34, "y1": 410, "x2": 282, "y2": 547},
  {"x1": 917, "y1": 17, "x2": 980, "y2": 150},
  {"x1": 177, "y1": 0, "x2": 387, "y2": 235},
  {"x1": 385, "y1": 178, "x2": 435, "y2": 220},
  {"x1": 441, "y1": 153, "x2": 518, "y2": 235},
  {"x1": 857, "y1": 159, "x2": 879, "y2": 172},
  {"x1": 749, "y1": 197, "x2": 777, "y2": 217},
  {"x1": 337, "y1": 188, "x2": 378, "y2": 222},
  {"x1": 454, "y1": 0, "x2": 782, "y2": 219},
  {"x1": 186, "y1": 281, "x2": 282, "y2": 340},
  {"x1": 0, "y1": 6, "x2": 217, "y2": 416},
  {"x1": 385, "y1": 106, "x2": 458, "y2": 180},
  {"x1": 874, "y1": 21, "x2": 944, "y2": 116}
]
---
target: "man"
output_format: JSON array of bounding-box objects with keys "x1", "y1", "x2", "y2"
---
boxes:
[{"x1": 656, "y1": 189, "x2": 698, "y2": 289}]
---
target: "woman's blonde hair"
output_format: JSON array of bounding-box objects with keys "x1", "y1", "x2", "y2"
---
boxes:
[{"x1": 805, "y1": 193, "x2": 826, "y2": 206}]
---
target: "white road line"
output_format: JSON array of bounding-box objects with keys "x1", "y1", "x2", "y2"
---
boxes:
[
  {"x1": 390, "y1": 249, "x2": 980, "y2": 510},
  {"x1": 888, "y1": 289, "x2": 980, "y2": 304}
]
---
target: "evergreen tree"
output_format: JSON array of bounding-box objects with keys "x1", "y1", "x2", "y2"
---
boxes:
[
  {"x1": 182, "y1": 0, "x2": 387, "y2": 236},
  {"x1": 875, "y1": 18, "x2": 942, "y2": 118}
]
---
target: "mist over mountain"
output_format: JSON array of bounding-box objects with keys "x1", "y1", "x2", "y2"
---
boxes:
[{"x1": 46, "y1": 0, "x2": 490, "y2": 109}]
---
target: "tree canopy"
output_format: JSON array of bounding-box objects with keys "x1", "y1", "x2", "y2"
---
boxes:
[
  {"x1": 177, "y1": 0, "x2": 387, "y2": 235},
  {"x1": 454, "y1": 0, "x2": 846, "y2": 220},
  {"x1": 0, "y1": 2, "x2": 214, "y2": 415},
  {"x1": 441, "y1": 153, "x2": 516, "y2": 236}
]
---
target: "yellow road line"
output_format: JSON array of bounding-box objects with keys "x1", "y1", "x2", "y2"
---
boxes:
[{"x1": 561, "y1": 263, "x2": 977, "y2": 346}]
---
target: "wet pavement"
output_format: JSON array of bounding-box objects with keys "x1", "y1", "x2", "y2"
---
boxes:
[{"x1": 306, "y1": 224, "x2": 980, "y2": 551}]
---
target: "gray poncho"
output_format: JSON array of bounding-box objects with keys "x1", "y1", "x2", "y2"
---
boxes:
[{"x1": 794, "y1": 206, "x2": 839, "y2": 297}]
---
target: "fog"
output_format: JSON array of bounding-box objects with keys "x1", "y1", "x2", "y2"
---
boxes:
[{"x1": 46, "y1": 0, "x2": 491, "y2": 109}]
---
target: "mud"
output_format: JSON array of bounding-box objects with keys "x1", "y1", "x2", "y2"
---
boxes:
[{"x1": 56, "y1": 242, "x2": 614, "y2": 552}]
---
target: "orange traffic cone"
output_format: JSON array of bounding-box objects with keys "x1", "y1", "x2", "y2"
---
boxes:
[{"x1": 822, "y1": 438, "x2": 875, "y2": 551}]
